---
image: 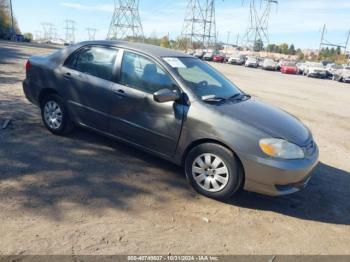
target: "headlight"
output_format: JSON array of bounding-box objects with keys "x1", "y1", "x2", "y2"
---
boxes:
[{"x1": 259, "y1": 138, "x2": 305, "y2": 159}]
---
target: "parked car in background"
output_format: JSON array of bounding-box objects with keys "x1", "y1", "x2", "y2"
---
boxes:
[
  {"x1": 228, "y1": 54, "x2": 246, "y2": 65},
  {"x1": 258, "y1": 58, "x2": 265, "y2": 68},
  {"x1": 245, "y1": 57, "x2": 258, "y2": 68},
  {"x1": 321, "y1": 60, "x2": 333, "y2": 67},
  {"x1": 194, "y1": 50, "x2": 205, "y2": 59},
  {"x1": 213, "y1": 53, "x2": 226, "y2": 63},
  {"x1": 325, "y1": 64, "x2": 343, "y2": 79},
  {"x1": 187, "y1": 50, "x2": 195, "y2": 56},
  {"x1": 277, "y1": 60, "x2": 286, "y2": 71},
  {"x1": 296, "y1": 62, "x2": 306, "y2": 75},
  {"x1": 262, "y1": 58, "x2": 278, "y2": 71},
  {"x1": 304, "y1": 62, "x2": 327, "y2": 78},
  {"x1": 23, "y1": 40, "x2": 319, "y2": 199},
  {"x1": 332, "y1": 65, "x2": 350, "y2": 83},
  {"x1": 203, "y1": 51, "x2": 214, "y2": 61},
  {"x1": 281, "y1": 62, "x2": 298, "y2": 74}
]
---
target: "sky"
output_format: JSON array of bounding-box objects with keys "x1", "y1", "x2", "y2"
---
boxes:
[{"x1": 11, "y1": 0, "x2": 350, "y2": 49}]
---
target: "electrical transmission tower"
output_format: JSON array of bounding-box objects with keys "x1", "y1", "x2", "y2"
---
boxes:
[
  {"x1": 42, "y1": 22, "x2": 55, "y2": 42},
  {"x1": 65, "y1": 20, "x2": 76, "y2": 44},
  {"x1": 107, "y1": 0, "x2": 144, "y2": 40},
  {"x1": 243, "y1": 0, "x2": 278, "y2": 50},
  {"x1": 87, "y1": 28, "x2": 97, "y2": 41},
  {"x1": 319, "y1": 24, "x2": 350, "y2": 54},
  {"x1": 181, "y1": 0, "x2": 217, "y2": 50}
]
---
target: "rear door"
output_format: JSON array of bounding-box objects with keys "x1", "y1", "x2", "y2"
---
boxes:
[
  {"x1": 61, "y1": 45, "x2": 118, "y2": 132},
  {"x1": 109, "y1": 50, "x2": 185, "y2": 157}
]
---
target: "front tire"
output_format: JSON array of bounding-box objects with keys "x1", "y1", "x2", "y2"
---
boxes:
[
  {"x1": 185, "y1": 143, "x2": 243, "y2": 200},
  {"x1": 41, "y1": 94, "x2": 74, "y2": 135}
]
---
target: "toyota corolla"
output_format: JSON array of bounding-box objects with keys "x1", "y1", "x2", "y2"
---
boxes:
[{"x1": 23, "y1": 41, "x2": 319, "y2": 199}]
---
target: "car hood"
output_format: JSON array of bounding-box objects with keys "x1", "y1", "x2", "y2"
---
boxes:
[
  {"x1": 283, "y1": 66, "x2": 297, "y2": 69},
  {"x1": 309, "y1": 67, "x2": 326, "y2": 72},
  {"x1": 214, "y1": 98, "x2": 311, "y2": 146}
]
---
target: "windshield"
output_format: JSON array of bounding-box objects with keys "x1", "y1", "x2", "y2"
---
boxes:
[
  {"x1": 285, "y1": 62, "x2": 296, "y2": 66},
  {"x1": 265, "y1": 59, "x2": 275, "y2": 63},
  {"x1": 247, "y1": 57, "x2": 257, "y2": 62},
  {"x1": 163, "y1": 57, "x2": 242, "y2": 99},
  {"x1": 310, "y1": 63, "x2": 324, "y2": 68}
]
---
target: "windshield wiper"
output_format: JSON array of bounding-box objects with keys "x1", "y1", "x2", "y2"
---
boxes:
[
  {"x1": 229, "y1": 93, "x2": 251, "y2": 100},
  {"x1": 201, "y1": 95, "x2": 227, "y2": 102}
]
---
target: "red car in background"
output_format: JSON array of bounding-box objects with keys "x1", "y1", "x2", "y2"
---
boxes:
[
  {"x1": 281, "y1": 62, "x2": 298, "y2": 74},
  {"x1": 213, "y1": 53, "x2": 226, "y2": 63}
]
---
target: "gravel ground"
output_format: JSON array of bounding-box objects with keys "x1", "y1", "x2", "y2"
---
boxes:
[{"x1": 0, "y1": 41, "x2": 350, "y2": 255}]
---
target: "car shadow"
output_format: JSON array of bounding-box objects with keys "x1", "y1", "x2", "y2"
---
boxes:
[
  {"x1": 1, "y1": 100, "x2": 349, "y2": 225},
  {"x1": 227, "y1": 162, "x2": 350, "y2": 225}
]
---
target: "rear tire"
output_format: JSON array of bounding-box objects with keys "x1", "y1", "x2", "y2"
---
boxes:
[
  {"x1": 41, "y1": 94, "x2": 74, "y2": 135},
  {"x1": 185, "y1": 143, "x2": 243, "y2": 200}
]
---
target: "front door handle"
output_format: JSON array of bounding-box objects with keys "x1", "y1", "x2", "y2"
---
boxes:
[
  {"x1": 112, "y1": 89, "x2": 126, "y2": 97},
  {"x1": 64, "y1": 72, "x2": 72, "y2": 80}
]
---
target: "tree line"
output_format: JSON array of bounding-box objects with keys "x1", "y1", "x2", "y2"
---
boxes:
[{"x1": 0, "y1": 0, "x2": 21, "y2": 39}]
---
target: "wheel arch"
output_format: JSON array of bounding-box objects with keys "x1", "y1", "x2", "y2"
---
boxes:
[{"x1": 38, "y1": 88, "x2": 59, "y2": 106}]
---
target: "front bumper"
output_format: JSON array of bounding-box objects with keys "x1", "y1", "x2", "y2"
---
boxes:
[
  {"x1": 242, "y1": 142, "x2": 319, "y2": 196},
  {"x1": 343, "y1": 77, "x2": 350, "y2": 83},
  {"x1": 309, "y1": 72, "x2": 326, "y2": 78},
  {"x1": 246, "y1": 64, "x2": 257, "y2": 68}
]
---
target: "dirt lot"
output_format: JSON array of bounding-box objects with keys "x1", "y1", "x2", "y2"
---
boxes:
[{"x1": 0, "y1": 41, "x2": 350, "y2": 255}]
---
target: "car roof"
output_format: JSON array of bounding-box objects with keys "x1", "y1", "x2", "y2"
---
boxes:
[{"x1": 77, "y1": 40, "x2": 193, "y2": 59}]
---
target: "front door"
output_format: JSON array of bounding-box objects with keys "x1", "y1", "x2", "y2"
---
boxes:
[{"x1": 109, "y1": 51, "x2": 185, "y2": 157}]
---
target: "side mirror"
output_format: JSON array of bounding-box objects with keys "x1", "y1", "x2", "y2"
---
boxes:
[{"x1": 153, "y1": 89, "x2": 180, "y2": 103}]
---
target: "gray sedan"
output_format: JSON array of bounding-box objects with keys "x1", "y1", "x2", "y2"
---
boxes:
[{"x1": 23, "y1": 41, "x2": 319, "y2": 199}]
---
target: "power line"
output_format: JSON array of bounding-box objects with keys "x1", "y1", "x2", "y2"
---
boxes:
[{"x1": 107, "y1": 0, "x2": 144, "y2": 40}]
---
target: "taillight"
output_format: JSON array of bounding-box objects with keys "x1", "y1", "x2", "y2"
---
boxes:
[{"x1": 25, "y1": 60, "x2": 31, "y2": 72}]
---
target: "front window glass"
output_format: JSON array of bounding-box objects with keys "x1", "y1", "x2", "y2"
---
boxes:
[
  {"x1": 164, "y1": 57, "x2": 242, "y2": 99},
  {"x1": 120, "y1": 52, "x2": 175, "y2": 93}
]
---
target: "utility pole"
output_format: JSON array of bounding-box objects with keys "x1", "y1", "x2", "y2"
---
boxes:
[
  {"x1": 319, "y1": 24, "x2": 350, "y2": 54},
  {"x1": 344, "y1": 30, "x2": 350, "y2": 53},
  {"x1": 181, "y1": 0, "x2": 217, "y2": 50},
  {"x1": 225, "y1": 31, "x2": 231, "y2": 55},
  {"x1": 107, "y1": 0, "x2": 144, "y2": 41},
  {"x1": 9, "y1": 0, "x2": 15, "y2": 40},
  {"x1": 319, "y1": 24, "x2": 326, "y2": 52}
]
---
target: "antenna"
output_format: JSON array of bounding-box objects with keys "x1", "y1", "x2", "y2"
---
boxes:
[
  {"x1": 65, "y1": 20, "x2": 76, "y2": 44},
  {"x1": 107, "y1": 0, "x2": 144, "y2": 41},
  {"x1": 243, "y1": 0, "x2": 278, "y2": 50},
  {"x1": 87, "y1": 28, "x2": 97, "y2": 41},
  {"x1": 181, "y1": 0, "x2": 217, "y2": 50}
]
